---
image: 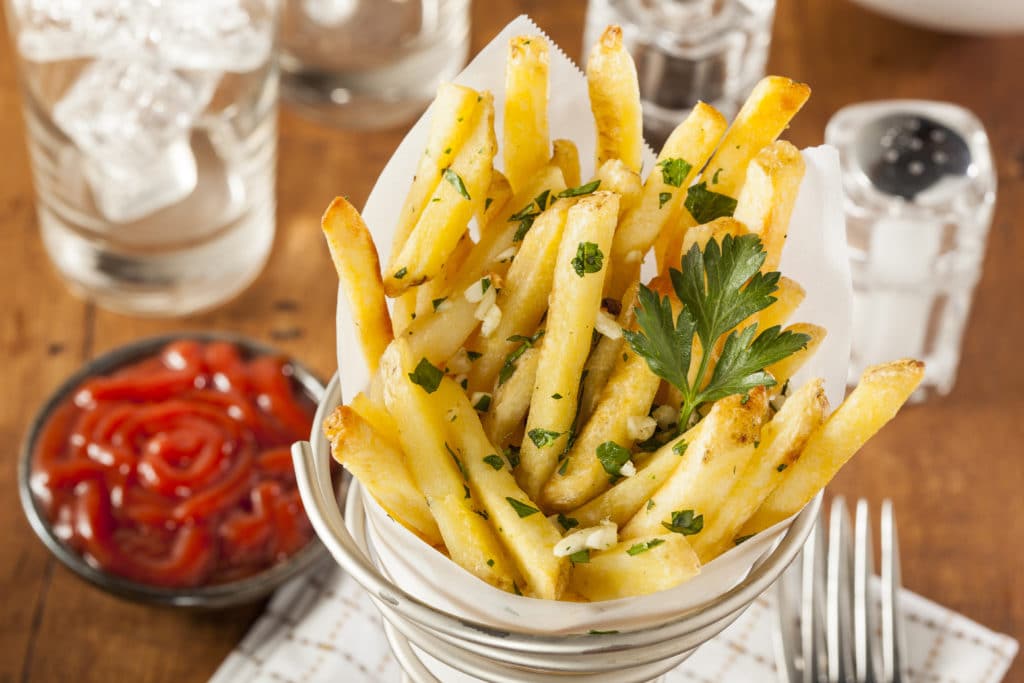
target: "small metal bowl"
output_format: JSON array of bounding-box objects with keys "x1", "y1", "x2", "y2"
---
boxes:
[{"x1": 19, "y1": 332, "x2": 333, "y2": 609}]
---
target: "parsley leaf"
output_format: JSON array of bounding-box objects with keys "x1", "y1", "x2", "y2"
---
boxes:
[
  {"x1": 483, "y1": 454, "x2": 504, "y2": 470},
  {"x1": 431, "y1": 296, "x2": 447, "y2": 311},
  {"x1": 528, "y1": 428, "x2": 562, "y2": 448},
  {"x1": 558, "y1": 179, "x2": 601, "y2": 198},
  {"x1": 443, "y1": 168, "x2": 471, "y2": 200},
  {"x1": 506, "y1": 497, "x2": 540, "y2": 518},
  {"x1": 498, "y1": 330, "x2": 544, "y2": 385},
  {"x1": 508, "y1": 189, "x2": 554, "y2": 242},
  {"x1": 557, "y1": 514, "x2": 579, "y2": 531},
  {"x1": 734, "y1": 534, "x2": 754, "y2": 545},
  {"x1": 503, "y1": 445, "x2": 521, "y2": 469},
  {"x1": 624, "y1": 235, "x2": 810, "y2": 428},
  {"x1": 663, "y1": 509, "x2": 704, "y2": 536},
  {"x1": 474, "y1": 394, "x2": 492, "y2": 412},
  {"x1": 569, "y1": 549, "x2": 591, "y2": 564},
  {"x1": 658, "y1": 191, "x2": 672, "y2": 209},
  {"x1": 672, "y1": 440, "x2": 688, "y2": 456},
  {"x1": 596, "y1": 441, "x2": 631, "y2": 476},
  {"x1": 657, "y1": 158, "x2": 692, "y2": 187},
  {"x1": 571, "y1": 242, "x2": 604, "y2": 277},
  {"x1": 394, "y1": 267, "x2": 408, "y2": 279},
  {"x1": 408, "y1": 357, "x2": 443, "y2": 393},
  {"x1": 445, "y1": 442, "x2": 467, "y2": 479},
  {"x1": 627, "y1": 538, "x2": 665, "y2": 555},
  {"x1": 685, "y1": 182, "x2": 737, "y2": 223}
]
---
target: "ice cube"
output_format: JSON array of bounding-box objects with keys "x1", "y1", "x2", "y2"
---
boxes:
[
  {"x1": 157, "y1": 0, "x2": 274, "y2": 73},
  {"x1": 84, "y1": 137, "x2": 198, "y2": 223},
  {"x1": 54, "y1": 59, "x2": 215, "y2": 168},
  {"x1": 13, "y1": 0, "x2": 151, "y2": 63}
]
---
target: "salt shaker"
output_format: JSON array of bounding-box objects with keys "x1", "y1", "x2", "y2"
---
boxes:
[
  {"x1": 584, "y1": 0, "x2": 776, "y2": 147},
  {"x1": 825, "y1": 101, "x2": 996, "y2": 400}
]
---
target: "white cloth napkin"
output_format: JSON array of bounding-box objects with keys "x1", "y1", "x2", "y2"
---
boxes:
[{"x1": 210, "y1": 566, "x2": 1017, "y2": 683}]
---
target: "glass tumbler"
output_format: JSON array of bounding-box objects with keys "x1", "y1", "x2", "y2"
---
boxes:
[
  {"x1": 278, "y1": 0, "x2": 470, "y2": 129},
  {"x1": 584, "y1": 0, "x2": 775, "y2": 147},
  {"x1": 5, "y1": 0, "x2": 280, "y2": 316}
]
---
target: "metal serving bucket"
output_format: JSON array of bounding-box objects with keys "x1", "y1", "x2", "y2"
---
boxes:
[{"x1": 292, "y1": 374, "x2": 822, "y2": 682}]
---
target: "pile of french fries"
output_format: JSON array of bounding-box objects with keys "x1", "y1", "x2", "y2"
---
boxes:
[{"x1": 320, "y1": 26, "x2": 924, "y2": 602}]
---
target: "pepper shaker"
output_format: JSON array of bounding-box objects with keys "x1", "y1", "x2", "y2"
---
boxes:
[{"x1": 825, "y1": 100, "x2": 996, "y2": 400}]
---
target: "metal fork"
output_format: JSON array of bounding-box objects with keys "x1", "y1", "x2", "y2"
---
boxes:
[{"x1": 773, "y1": 498, "x2": 909, "y2": 683}]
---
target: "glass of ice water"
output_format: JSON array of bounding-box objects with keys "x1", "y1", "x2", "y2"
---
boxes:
[
  {"x1": 278, "y1": 0, "x2": 470, "y2": 129},
  {"x1": 5, "y1": 0, "x2": 280, "y2": 316}
]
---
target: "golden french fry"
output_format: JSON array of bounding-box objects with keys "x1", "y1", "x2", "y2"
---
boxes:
[
  {"x1": 660, "y1": 216, "x2": 747, "y2": 276},
  {"x1": 621, "y1": 391, "x2": 766, "y2": 539},
  {"x1": 380, "y1": 340, "x2": 519, "y2": 590},
  {"x1": 479, "y1": 170, "x2": 513, "y2": 231},
  {"x1": 608, "y1": 103, "x2": 728, "y2": 296},
  {"x1": 765, "y1": 323, "x2": 826, "y2": 388},
  {"x1": 323, "y1": 406, "x2": 443, "y2": 546},
  {"x1": 467, "y1": 200, "x2": 571, "y2": 392},
  {"x1": 741, "y1": 360, "x2": 925, "y2": 535},
  {"x1": 586, "y1": 25, "x2": 643, "y2": 173},
  {"x1": 653, "y1": 77, "x2": 810, "y2": 272},
  {"x1": 734, "y1": 140, "x2": 806, "y2": 272},
  {"x1": 384, "y1": 93, "x2": 497, "y2": 296},
  {"x1": 518, "y1": 192, "x2": 620, "y2": 499},
  {"x1": 415, "y1": 233, "x2": 475, "y2": 319},
  {"x1": 504, "y1": 36, "x2": 550, "y2": 193},
  {"x1": 594, "y1": 158, "x2": 643, "y2": 216},
  {"x1": 754, "y1": 276, "x2": 805, "y2": 332},
  {"x1": 484, "y1": 343, "x2": 541, "y2": 447},
  {"x1": 321, "y1": 197, "x2": 393, "y2": 373},
  {"x1": 349, "y1": 391, "x2": 399, "y2": 449},
  {"x1": 550, "y1": 138, "x2": 581, "y2": 188},
  {"x1": 568, "y1": 422, "x2": 704, "y2": 528},
  {"x1": 437, "y1": 380, "x2": 569, "y2": 599},
  {"x1": 392, "y1": 83, "x2": 482, "y2": 257},
  {"x1": 392, "y1": 291, "x2": 419, "y2": 335},
  {"x1": 691, "y1": 379, "x2": 827, "y2": 562},
  {"x1": 570, "y1": 534, "x2": 700, "y2": 601},
  {"x1": 578, "y1": 279, "x2": 640, "y2": 424},
  {"x1": 541, "y1": 346, "x2": 661, "y2": 512}
]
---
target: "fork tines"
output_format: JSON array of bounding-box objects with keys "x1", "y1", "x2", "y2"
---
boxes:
[{"x1": 774, "y1": 498, "x2": 909, "y2": 683}]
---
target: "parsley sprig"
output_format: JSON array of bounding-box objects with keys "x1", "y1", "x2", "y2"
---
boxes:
[{"x1": 623, "y1": 235, "x2": 810, "y2": 429}]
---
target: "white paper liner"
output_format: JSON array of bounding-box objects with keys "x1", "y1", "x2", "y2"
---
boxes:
[{"x1": 334, "y1": 15, "x2": 852, "y2": 634}]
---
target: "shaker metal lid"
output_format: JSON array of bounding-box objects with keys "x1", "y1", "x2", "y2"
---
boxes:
[{"x1": 854, "y1": 113, "x2": 971, "y2": 200}]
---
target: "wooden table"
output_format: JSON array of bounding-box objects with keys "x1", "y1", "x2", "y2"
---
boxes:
[{"x1": 2, "y1": 1, "x2": 1021, "y2": 681}]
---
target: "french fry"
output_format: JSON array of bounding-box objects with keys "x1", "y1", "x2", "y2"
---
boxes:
[
  {"x1": 550, "y1": 138, "x2": 581, "y2": 188},
  {"x1": 594, "y1": 158, "x2": 643, "y2": 215},
  {"x1": 415, "y1": 233, "x2": 475, "y2": 319},
  {"x1": 740, "y1": 360, "x2": 925, "y2": 535},
  {"x1": 607, "y1": 103, "x2": 727, "y2": 297},
  {"x1": 504, "y1": 36, "x2": 550, "y2": 193},
  {"x1": 765, "y1": 323, "x2": 826, "y2": 388},
  {"x1": 691, "y1": 379, "x2": 828, "y2": 562},
  {"x1": 437, "y1": 380, "x2": 569, "y2": 599},
  {"x1": 569, "y1": 423, "x2": 704, "y2": 528},
  {"x1": 753, "y1": 277, "x2": 805, "y2": 332},
  {"x1": 392, "y1": 83, "x2": 482, "y2": 257},
  {"x1": 467, "y1": 200, "x2": 572, "y2": 392},
  {"x1": 323, "y1": 406, "x2": 443, "y2": 547},
  {"x1": 384, "y1": 93, "x2": 497, "y2": 296},
  {"x1": 570, "y1": 534, "x2": 700, "y2": 601},
  {"x1": 578, "y1": 278, "x2": 640, "y2": 424},
  {"x1": 392, "y1": 291, "x2": 418, "y2": 335},
  {"x1": 586, "y1": 25, "x2": 643, "y2": 173},
  {"x1": 479, "y1": 170, "x2": 513, "y2": 231},
  {"x1": 401, "y1": 167, "x2": 568, "y2": 365},
  {"x1": 484, "y1": 343, "x2": 541, "y2": 447},
  {"x1": 380, "y1": 340, "x2": 518, "y2": 590},
  {"x1": 321, "y1": 197, "x2": 393, "y2": 373},
  {"x1": 541, "y1": 345, "x2": 661, "y2": 512},
  {"x1": 517, "y1": 192, "x2": 620, "y2": 499},
  {"x1": 621, "y1": 391, "x2": 765, "y2": 539},
  {"x1": 349, "y1": 391, "x2": 399, "y2": 449},
  {"x1": 734, "y1": 141, "x2": 806, "y2": 272},
  {"x1": 654, "y1": 76, "x2": 810, "y2": 271},
  {"x1": 660, "y1": 216, "x2": 747, "y2": 276}
]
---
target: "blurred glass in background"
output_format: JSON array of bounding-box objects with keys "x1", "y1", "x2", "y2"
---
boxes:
[
  {"x1": 279, "y1": 0, "x2": 470, "y2": 129},
  {"x1": 5, "y1": 0, "x2": 280, "y2": 317},
  {"x1": 827, "y1": 101, "x2": 996, "y2": 400},
  {"x1": 583, "y1": 0, "x2": 775, "y2": 147}
]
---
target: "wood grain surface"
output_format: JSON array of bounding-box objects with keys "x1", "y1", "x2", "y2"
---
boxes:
[{"x1": 1, "y1": 1, "x2": 1022, "y2": 681}]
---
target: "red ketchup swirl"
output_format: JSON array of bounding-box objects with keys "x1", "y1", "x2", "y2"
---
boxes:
[{"x1": 31, "y1": 340, "x2": 317, "y2": 588}]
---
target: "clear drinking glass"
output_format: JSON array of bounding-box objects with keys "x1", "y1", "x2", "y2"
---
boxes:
[
  {"x1": 278, "y1": 0, "x2": 470, "y2": 129},
  {"x1": 5, "y1": 0, "x2": 280, "y2": 316},
  {"x1": 584, "y1": 0, "x2": 775, "y2": 147},
  {"x1": 826, "y1": 101, "x2": 996, "y2": 400}
]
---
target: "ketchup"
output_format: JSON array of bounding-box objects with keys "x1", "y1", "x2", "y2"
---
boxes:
[{"x1": 31, "y1": 339, "x2": 318, "y2": 588}]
